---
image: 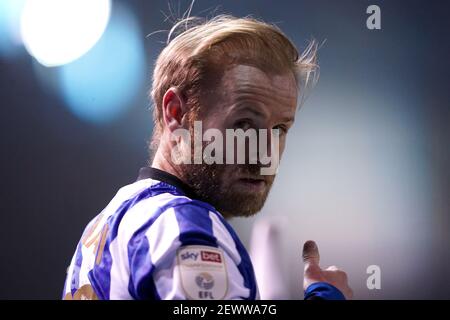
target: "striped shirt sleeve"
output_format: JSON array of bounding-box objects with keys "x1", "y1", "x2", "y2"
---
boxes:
[{"x1": 127, "y1": 202, "x2": 254, "y2": 300}]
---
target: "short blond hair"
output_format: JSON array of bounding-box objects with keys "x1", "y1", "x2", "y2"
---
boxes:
[{"x1": 150, "y1": 15, "x2": 318, "y2": 150}]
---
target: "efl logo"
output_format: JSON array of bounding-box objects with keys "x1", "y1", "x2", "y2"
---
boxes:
[{"x1": 201, "y1": 251, "x2": 222, "y2": 263}]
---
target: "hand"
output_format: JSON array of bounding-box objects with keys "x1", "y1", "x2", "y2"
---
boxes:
[{"x1": 302, "y1": 240, "x2": 353, "y2": 299}]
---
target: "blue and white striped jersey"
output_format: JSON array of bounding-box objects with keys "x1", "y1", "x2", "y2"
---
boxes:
[{"x1": 62, "y1": 167, "x2": 259, "y2": 300}]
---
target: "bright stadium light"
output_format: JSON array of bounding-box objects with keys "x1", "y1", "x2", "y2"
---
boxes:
[
  {"x1": 0, "y1": 0, "x2": 26, "y2": 58},
  {"x1": 20, "y1": 0, "x2": 111, "y2": 67},
  {"x1": 58, "y1": 3, "x2": 146, "y2": 124}
]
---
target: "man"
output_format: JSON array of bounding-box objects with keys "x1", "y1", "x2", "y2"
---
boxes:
[{"x1": 63, "y1": 15, "x2": 352, "y2": 300}]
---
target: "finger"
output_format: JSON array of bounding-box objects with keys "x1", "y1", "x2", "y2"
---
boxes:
[
  {"x1": 302, "y1": 240, "x2": 320, "y2": 267},
  {"x1": 326, "y1": 265, "x2": 339, "y2": 271},
  {"x1": 348, "y1": 288, "x2": 354, "y2": 300}
]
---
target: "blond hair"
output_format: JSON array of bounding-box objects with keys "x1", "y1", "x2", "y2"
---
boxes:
[{"x1": 150, "y1": 15, "x2": 318, "y2": 150}]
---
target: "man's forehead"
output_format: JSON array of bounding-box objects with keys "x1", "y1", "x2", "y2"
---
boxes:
[
  {"x1": 222, "y1": 64, "x2": 297, "y2": 93},
  {"x1": 220, "y1": 64, "x2": 298, "y2": 104}
]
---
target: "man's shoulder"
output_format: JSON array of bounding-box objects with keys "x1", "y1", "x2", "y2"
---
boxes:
[
  {"x1": 116, "y1": 181, "x2": 232, "y2": 266},
  {"x1": 114, "y1": 179, "x2": 225, "y2": 239},
  {"x1": 119, "y1": 178, "x2": 219, "y2": 217}
]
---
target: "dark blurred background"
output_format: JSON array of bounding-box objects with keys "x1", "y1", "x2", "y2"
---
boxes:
[{"x1": 0, "y1": 0, "x2": 449, "y2": 299}]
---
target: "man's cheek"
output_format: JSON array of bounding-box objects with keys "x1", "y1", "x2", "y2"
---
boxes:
[
  {"x1": 278, "y1": 138, "x2": 287, "y2": 158},
  {"x1": 220, "y1": 166, "x2": 235, "y2": 185}
]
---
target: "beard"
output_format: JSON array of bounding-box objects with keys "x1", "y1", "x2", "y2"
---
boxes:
[
  {"x1": 174, "y1": 113, "x2": 277, "y2": 218},
  {"x1": 180, "y1": 161, "x2": 275, "y2": 219}
]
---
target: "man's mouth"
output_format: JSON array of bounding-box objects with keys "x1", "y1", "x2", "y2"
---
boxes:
[{"x1": 236, "y1": 177, "x2": 267, "y2": 192}]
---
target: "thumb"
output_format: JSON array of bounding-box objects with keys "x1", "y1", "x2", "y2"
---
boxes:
[{"x1": 302, "y1": 240, "x2": 320, "y2": 268}]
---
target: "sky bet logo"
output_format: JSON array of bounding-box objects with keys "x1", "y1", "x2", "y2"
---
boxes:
[
  {"x1": 180, "y1": 250, "x2": 222, "y2": 263},
  {"x1": 180, "y1": 251, "x2": 199, "y2": 261},
  {"x1": 201, "y1": 251, "x2": 222, "y2": 263}
]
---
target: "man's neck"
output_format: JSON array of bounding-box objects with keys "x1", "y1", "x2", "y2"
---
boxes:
[
  {"x1": 151, "y1": 147, "x2": 185, "y2": 184},
  {"x1": 151, "y1": 145, "x2": 234, "y2": 221}
]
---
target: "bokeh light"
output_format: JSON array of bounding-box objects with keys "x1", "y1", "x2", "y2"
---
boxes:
[
  {"x1": 20, "y1": 0, "x2": 111, "y2": 67},
  {"x1": 57, "y1": 4, "x2": 146, "y2": 124},
  {"x1": 0, "y1": 0, "x2": 26, "y2": 58}
]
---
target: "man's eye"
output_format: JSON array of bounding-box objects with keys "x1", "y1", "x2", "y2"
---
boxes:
[
  {"x1": 273, "y1": 124, "x2": 288, "y2": 134},
  {"x1": 234, "y1": 119, "x2": 252, "y2": 130}
]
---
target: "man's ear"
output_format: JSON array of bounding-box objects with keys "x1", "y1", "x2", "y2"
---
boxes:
[{"x1": 162, "y1": 87, "x2": 187, "y2": 132}]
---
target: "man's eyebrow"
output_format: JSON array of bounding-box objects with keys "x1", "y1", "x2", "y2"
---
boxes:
[
  {"x1": 281, "y1": 116, "x2": 295, "y2": 123},
  {"x1": 230, "y1": 99, "x2": 296, "y2": 123},
  {"x1": 230, "y1": 102, "x2": 267, "y2": 118}
]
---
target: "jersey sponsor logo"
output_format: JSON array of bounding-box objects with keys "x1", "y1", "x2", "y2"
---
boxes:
[
  {"x1": 179, "y1": 250, "x2": 222, "y2": 263},
  {"x1": 180, "y1": 251, "x2": 199, "y2": 261},
  {"x1": 201, "y1": 250, "x2": 222, "y2": 263},
  {"x1": 177, "y1": 245, "x2": 228, "y2": 300}
]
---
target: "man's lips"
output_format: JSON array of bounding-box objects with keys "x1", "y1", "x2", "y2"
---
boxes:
[
  {"x1": 236, "y1": 177, "x2": 267, "y2": 191},
  {"x1": 239, "y1": 177, "x2": 266, "y2": 183}
]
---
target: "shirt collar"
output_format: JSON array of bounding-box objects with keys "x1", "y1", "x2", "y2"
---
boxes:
[{"x1": 136, "y1": 167, "x2": 197, "y2": 199}]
